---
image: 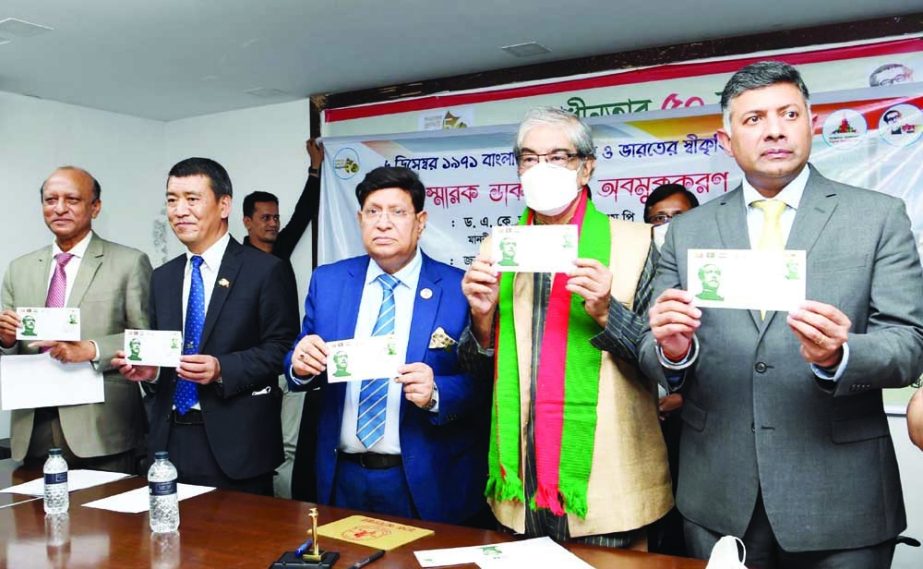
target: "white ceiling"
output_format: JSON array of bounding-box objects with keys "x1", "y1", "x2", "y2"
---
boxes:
[{"x1": 0, "y1": 0, "x2": 920, "y2": 121}]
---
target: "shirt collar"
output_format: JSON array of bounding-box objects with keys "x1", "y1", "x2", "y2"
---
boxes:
[
  {"x1": 743, "y1": 165, "x2": 811, "y2": 211},
  {"x1": 365, "y1": 248, "x2": 423, "y2": 289},
  {"x1": 186, "y1": 231, "x2": 231, "y2": 272},
  {"x1": 52, "y1": 231, "x2": 94, "y2": 259}
]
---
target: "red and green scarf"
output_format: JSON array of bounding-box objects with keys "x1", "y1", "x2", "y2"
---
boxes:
[{"x1": 485, "y1": 190, "x2": 611, "y2": 519}]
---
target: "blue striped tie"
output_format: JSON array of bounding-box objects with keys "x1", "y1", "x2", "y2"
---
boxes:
[
  {"x1": 175, "y1": 255, "x2": 205, "y2": 415},
  {"x1": 356, "y1": 273, "x2": 400, "y2": 448}
]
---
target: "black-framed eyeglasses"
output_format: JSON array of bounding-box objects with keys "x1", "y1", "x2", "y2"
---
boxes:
[
  {"x1": 515, "y1": 151, "x2": 583, "y2": 169},
  {"x1": 649, "y1": 212, "x2": 684, "y2": 226}
]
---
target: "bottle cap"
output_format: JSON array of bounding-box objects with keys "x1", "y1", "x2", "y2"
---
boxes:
[
  {"x1": 48, "y1": 448, "x2": 62, "y2": 456},
  {"x1": 154, "y1": 451, "x2": 169, "y2": 460}
]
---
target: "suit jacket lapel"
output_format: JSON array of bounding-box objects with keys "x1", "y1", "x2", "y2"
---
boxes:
[
  {"x1": 402, "y1": 254, "x2": 441, "y2": 422},
  {"x1": 199, "y1": 238, "x2": 243, "y2": 348},
  {"x1": 714, "y1": 188, "x2": 762, "y2": 328},
  {"x1": 786, "y1": 167, "x2": 838, "y2": 254},
  {"x1": 67, "y1": 235, "x2": 104, "y2": 308},
  {"x1": 25, "y1": 248, "x2": 53, "y2": 307},
  {"x1": 337, "y1": 259, "x2": 366, "y2": 340},
  {"x1": 163, "y1": 257, "x2": 186, "y2": 331},
  {"x1": 331, "y1": 257, "x2": 368, "y2": 419}
]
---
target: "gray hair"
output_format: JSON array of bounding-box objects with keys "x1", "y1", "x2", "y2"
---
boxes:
[
  {"x1": 514, "y1": 107, "x2": 595, "y2": 158},
  {"x1": 720, "y1": 61, "x2": 811, "y2": 134}
]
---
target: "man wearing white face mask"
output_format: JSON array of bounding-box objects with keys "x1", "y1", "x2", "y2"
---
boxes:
[{"x1": 460, "y1": 107, "x2": 672, "y2": 548}]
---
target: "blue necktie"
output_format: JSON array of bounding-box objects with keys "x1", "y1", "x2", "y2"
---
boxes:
[
  {"x1": 175, "y1": 255, "x2": 205, "y2": 415},
  {"x1": 356, "y1": 273, "x2": 400, "y2": 448}
]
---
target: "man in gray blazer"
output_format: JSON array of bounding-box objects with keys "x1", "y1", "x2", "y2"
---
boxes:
[
  {"x1": 640, "y1": 61, "x2": 923, "y2": 568},
  {"x1": 0, "y1": 167, "x2": 151, "y2": 473}
]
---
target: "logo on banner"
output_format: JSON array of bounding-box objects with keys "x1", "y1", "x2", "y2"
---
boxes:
[
  {"x1": 822, "y1": 109, "x2": 866, "y2": 149},
  {"x1": 334, "y1": 147, "x2": 361, "y2": 179},
  {"x1": 879, "y1": 103, "x2": 922, "y2": 147}
]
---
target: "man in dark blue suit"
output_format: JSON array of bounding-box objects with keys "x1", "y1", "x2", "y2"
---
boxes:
[
  {"x1": 286, "y1": 166, "x2": 488, "y2": 523},
  {"x1": 117, "y1": 157, "x2": 299, "y2": 495}
]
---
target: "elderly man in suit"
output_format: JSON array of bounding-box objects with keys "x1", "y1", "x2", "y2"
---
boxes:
[
  {"x1": 0, "y1": 166, "x2": 151, "y2": 473},
  {"x1": 286, "y1": 166, "x2": 489, "y2": 524},
  {"x1": 460, "y1": 107, "x2": 671, "y2": 548},
  {"x1": 640, "y1": 61, "x2": 923, "y2": 568},
  {"x1": 116, "y1": 158, "x2": 299, "y2": 495}
]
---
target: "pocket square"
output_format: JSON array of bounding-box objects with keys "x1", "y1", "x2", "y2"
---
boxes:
[{"x1": 429, "y1": 327, "x2": 458, "y2": 351}]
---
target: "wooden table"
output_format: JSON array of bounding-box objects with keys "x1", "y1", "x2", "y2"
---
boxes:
[{"x1": 0, "y1": 459, "x2": 705, "y2": 568}]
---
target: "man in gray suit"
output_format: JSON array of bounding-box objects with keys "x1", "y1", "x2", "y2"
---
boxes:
[
  {"x1": 640, "y1": 61, "x2": 923, "y2": 568},
  {"x1": 0, "y1": 167, "x2": 152, "y2": 473}
]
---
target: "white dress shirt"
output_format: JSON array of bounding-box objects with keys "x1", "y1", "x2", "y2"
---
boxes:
[{"x1": 338, "y1": 249, "x2": 423, "y2": 455}]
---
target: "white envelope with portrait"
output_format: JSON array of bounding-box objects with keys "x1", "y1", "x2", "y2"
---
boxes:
[
  {"x1": 15, "y1": 307, "x2": 80, "y2": 341},
  {"x1": 123, "y1": 329, "x2": 183, "y2": 367},
  {"x1": 326, "y1": 335, "x2": 402, "y2": 383},
  {"x1": 687, "y1": 249, "x2": 806, "y2": 312},
  {"x1": 491, "y1": 225, "x2": 578, "y2": 273}
]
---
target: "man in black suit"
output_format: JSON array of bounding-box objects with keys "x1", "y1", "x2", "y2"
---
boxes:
[{"x1": 116, "y1": 157, "x2": 299, "y2": 495}]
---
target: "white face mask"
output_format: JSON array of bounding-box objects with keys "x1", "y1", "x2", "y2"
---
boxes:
[
  {"x1": 705, "y1": 536, "x2": 747, "y2": 569},
  {"x1": 652, "y1": 222, "x2": 669, "y2": 251},
  {"x1": 520, "y1": 162, "x2": 580, "y2": 216}
]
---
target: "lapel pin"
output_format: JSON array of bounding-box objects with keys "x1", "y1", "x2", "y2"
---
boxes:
[
  {"x1": 420, "y1": 288, "x2": 433, "y2": 300},
  {"x1": 218, "y1": 278, "x2": 230, "y2": 288}
]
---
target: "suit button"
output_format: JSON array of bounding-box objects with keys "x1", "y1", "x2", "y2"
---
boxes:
[
  {"x1": 750, "y1": 422, "x2": 755, "y2": 433},
  {"x1": 755, "y1": 362, "x2": 768, "y2": 373}
]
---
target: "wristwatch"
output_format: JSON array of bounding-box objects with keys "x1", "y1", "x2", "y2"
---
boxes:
[
  {"x1": 423, "y1": 383, "x2": 438, "y2": 411},
  {"x1": 308, "y1": 167, "x2": 320, "y2": 177}
]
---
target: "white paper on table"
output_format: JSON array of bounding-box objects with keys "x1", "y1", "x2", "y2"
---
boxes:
[
  {"x1": 325, "y1": 335, "x2": 402, "y2": 383},
  {"x1": 82, "y1": 483, "x2": 214, "y2": 514},
  {"x1": 15, "y1": 307, "x2": 80, "y2": 341},
  {"x1": 0, "y1": 470, "x2": 131, "y2": 496},
  {"x1": 687, "y1": 249, "x2": 806, "y2": 312},
  {"x1": 124, "y1": 329, "x2": 182, "y2": 367},
  {"x1": 0, "y1": 353, "x2": 104, "y2": 411},
  {"x1": 491, "y1": 225, "x2": 578, "y2": 273},
  {"x1": 415, "y1": 537, "x2": 594, "y2": 569}
]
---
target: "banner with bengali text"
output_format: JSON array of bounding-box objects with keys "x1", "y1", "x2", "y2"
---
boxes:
[{"x1": 320, "y1": 83, "x2": 923, "y2": 409}]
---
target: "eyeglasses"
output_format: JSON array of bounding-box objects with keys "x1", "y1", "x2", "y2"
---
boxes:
[
  {"x1": 360, "y1": 207, "x2": 413, "y2": 222},
  {"x1": 515, "y1": 151, "x2": 582, "y2": 169},
  {"x1": 649, "y1": 212, "x2": 684, "y2": 226}
]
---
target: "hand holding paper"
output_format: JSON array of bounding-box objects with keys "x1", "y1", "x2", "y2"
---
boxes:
[
  {"x1": 291, "y1": 334, "x2": 329, "y2": 377},
  {"x1": 566, "y1": 258, "x2": 613, "y2": 327},
  {"x1": 395, "y1": 362, "x2": 435, "y2": 409},
  {"x1": 27, "y1": 340, "x2": 96, "y2": 364},
  {"x1": 0, "y1": 309, "x2": 20, "y2": 348},
  {"x1": 112, "y1": 350, "x2": 158, "y2": 383},
  {"x1": 787, "y1": 300, "x2": 851, "y2": 368},
  {"x1": 649, "y1": 288, "x2": 701, "y2": 361}
]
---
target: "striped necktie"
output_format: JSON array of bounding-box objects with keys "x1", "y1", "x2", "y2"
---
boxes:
[
  {"x1": 175, "y1": 255, "x2": 205, "y2": 415},
  {"x1": 356, "y1": 273, "x2": 401, "y2": 448}
]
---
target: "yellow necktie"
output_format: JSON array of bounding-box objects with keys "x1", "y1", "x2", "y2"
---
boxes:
[{"x1": 752, "y1": 199, "x2": 787, "y2": 318}]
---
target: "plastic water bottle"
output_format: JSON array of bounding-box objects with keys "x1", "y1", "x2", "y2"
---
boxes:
[
  {"x1": 148, "y1": 451, "x2": 180, "y2": 533},
  {"x1": 43, "y1": 448, "x2": 69, "y2": 515}
]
